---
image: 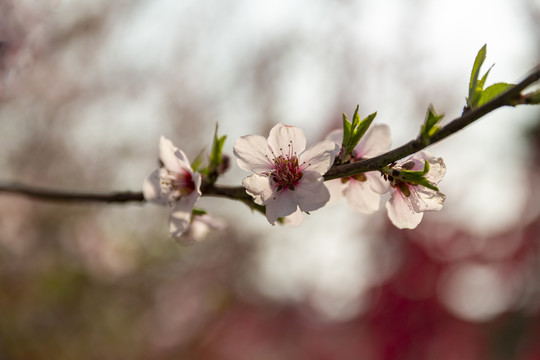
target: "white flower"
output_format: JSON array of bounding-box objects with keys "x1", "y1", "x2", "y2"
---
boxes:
[
  {"x1": 143, "y1": 136, "x2": 202, "y2": 237},
  {"x1": 385, "y1": 151, "x2": 446, "y2": 229},
  {"x1": 325, "y1": 124, "x2": 391, "y2": 214},
  {"x1": 233, "y1": 123, "x2": 339, "y2": 225},
  {"x1": 177, "y1": 214, "x2": 227, "y2": 245}
]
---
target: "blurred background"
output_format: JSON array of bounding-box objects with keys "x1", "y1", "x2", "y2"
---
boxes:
[{"x1": 1, "y1": 0, "x2": 540, "y2": 358}]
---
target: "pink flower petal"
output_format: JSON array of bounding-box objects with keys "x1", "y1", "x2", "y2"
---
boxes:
[
  {"x1": 299, "y1": 140, "x2": 339, "y2": 175},
  {"x1": 325, "y1": 129, "x2": 343, "y2": 146},
  {"x1": 264, "y1": 190, "x2": 299, "y2": 225},
  {"x1": 169, "y1": 190, "x2": 200, "y2": 238},
  {"x1": 295, "y1": 171, "x2": 330, "y2": 212},
  {"x1": 365, "y1": 172, "x2": 389, "y2": 194},
  {"x1": 283, "y1": 208, "x2": 304, "y2": 226},
  {"x1": 356, "y1": 124, "x2": 392, "y2": 158},
  {"x1": 143, "y1": 169, "x2": 169, "y2": 205},
  {"x1": 159, "y1": 136, "x2": 191, "y2": 174},
  {"x1": 344, "y1": 178, "x2": 381, "y2": 214},
  {"x1": 233, "y1": 134, "x2": 274, "y2": 174},
  {"x1": 408, "y1": 186, "x2": 446, "y2": 212},
  {"x1": 324, "y1": 178, "x2": 346, "y2": 205},
  {"x1": 268, "y1": 123, "x2": 306, "y2": 157},
  {"x1": 242, "y1": 174, "x2": 274, "y2": 205},
  {"x1": 386, "y1": 189, "x2": 424, "y2": 229}
]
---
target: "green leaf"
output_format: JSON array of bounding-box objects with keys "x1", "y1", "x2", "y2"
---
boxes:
[
  {"x1": 420, "y1": 105, "x2": 444, "y2": 143},
  {"x1": 340, "y1": 106, "x2": 376, "y2": 160},
  {"x1": 349, "y1": 112, "x2": 377, "y2": 151},
  {"x1": 468, "y1": 44, "x2": 487, "y2": 107},
  {"x1": 342, "y1": 112, "x2": 351, "y2": 147},
  {"x1": 477, "y1": 82, "x2": 513, "y2": 106},
  {"x1": 209, "y1": 124, "x2": 227, "y2": 171}
]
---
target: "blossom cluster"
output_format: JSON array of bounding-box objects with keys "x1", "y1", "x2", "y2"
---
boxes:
[{"x1": 144, "y1": 121, "x2": 446, "y2": 242}]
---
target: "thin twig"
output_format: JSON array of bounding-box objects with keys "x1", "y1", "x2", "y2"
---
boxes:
[
  {"x1": 324, "y1": 66, "x2": 540, "y2": 180},
  {"x1": 0, "y1": 66, "x2": 539, "y2": 204},
  {"x1": 0, "y1": 183, "x2": 144, "y2": 203}
]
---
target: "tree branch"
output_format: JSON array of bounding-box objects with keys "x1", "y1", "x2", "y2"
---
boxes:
[
  {"x1": 324, "y1": 66, "x2": 540, "y2": 180},
  {"x1": 0, "y1": 66, "x2": 538, "y2": 207},
  {"x1": 0, "y1": 183, "x2": 144, "y2": 203}
]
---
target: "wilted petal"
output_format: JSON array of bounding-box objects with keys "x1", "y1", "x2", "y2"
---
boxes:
[
  {"x1": 265, "y1": 190, "x2": 299, "y2": 225},
  {"x1": 386, "y1": 190, "x2": 424, "y2": 229},
  {"x1": 143, "y1": 169, "x2": 169, "y2": 205},
  {"x1": 233, "y1": 134, "x2": 274, "y2": 174},
  {"x1": 299, "y1": 140, "x2": 339, "y2": 175},
  {"x1": 408, "y1": 186, "x2": 446, "y2": 212},
  {"x1": 268, "y1": 123, "x2": 306, "y2": 156},
  {"x1": 344, "y1": 178, "x2": 381, "y2": 214},
  {"x1": 169, "y1": 190, "x2": 200, "y2": 238},
  {"x1": 295, "y1": 171, "x2": 330, "y2": 212},
  {"x1": 356, "y1": 124, "x2": 392, "y2": 158}
]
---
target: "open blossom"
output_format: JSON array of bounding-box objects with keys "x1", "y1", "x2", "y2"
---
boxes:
[
  {"x1": 385, "y1": 151, "x2": 446, "y2": 229},
  {"x1": 325, "y1": 124, "x2": 391, "y2": 214},
  {"x1": 143, "y1": 136, "x2": 202, "y2": 238},
  {"x1": 233, "y1": 123, "x2": 339, "y2": 225}
]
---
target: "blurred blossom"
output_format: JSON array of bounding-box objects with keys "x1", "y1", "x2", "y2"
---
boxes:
[
  {"x1": 178, "y1": 214, "x2": 227, "y2": 245},
  {"x1": 386, "y1": 151, "x2": 446, "y2": 229},
  {"x1": 325, "y1": 124, "x2": 392, "y2": 214},
  {"x1": 144, "y1": 136, "x2": 202, "y2": 238},
  {"x1": 438, "y1": 262, "x2": 515, "y2": 322}
]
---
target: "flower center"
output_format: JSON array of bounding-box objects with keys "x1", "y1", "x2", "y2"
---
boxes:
[
  {"x1": 270, "y1": 155, "x2": 303, "y2": 191},
  {"x1": 161, "y1": 170, "x2": 195, "y2": 199}
]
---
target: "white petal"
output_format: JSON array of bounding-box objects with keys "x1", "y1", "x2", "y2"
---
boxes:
[
  {"x1": 356, "y1": 124, "x2": 392, "y2": 158},
  {"x1": 192, "y1": 171, "x2": 203, "y2": 195},
  {"x1": 344, "y1": 179, "x2": 381, "y2": 214},
  {"x1": 159, "y1": 136, "x2": 191, "y2": 174},
  {"x1": 283, "y1": 207, "x2": 304, "y2": 226},
  {"x1": 365, "y1": 172, "x2": 390, "y2": 194},
  {"x1": 264, "y1": 190, "x2": 299, "y2": 225},
  {"x1": 242, "y1": 174, "x2": 274, "y2": 204},
  {"x1": 268, "y1": 123, "x2": 306, "y2": 157},
  {"x1": 326, "y1": 129, "x2": 343, "y2": 145},
  {"x1": 176, "y1": 214, "x2": 227, "y2": 246},
  {"x1": 386, "y1": 190, "x2": 424, "y2": 229},
  {"x1": 408, "y1": 151, "x2": 446, "y2": 184},
  {"x1": 295, "y1": 171, "x2": 330, "y2": 212},
  {"x1": 324, "y1": 179, "x2": 345, "y2": 205},
  {"x1": 233, "y1": 135, "x2": 274, "y2": 174},
  {"x1": 143, "y1": 169, "x2": 169, "y2": 205},
  {"x1": 299, "y1": 140, "x2": 339, "y2": 175},
  {"x1": 408, "y1": 186, "x2": 446, "y2": 212},
  {"x1": 169, "y1": 190, "x2": 200, "y2": 238}
]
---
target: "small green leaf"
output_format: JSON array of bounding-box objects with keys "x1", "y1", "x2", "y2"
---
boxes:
[
  {"x1": 209, "y1": 124, "x2": 227, "y2": 170},
  {"x1": 477, "y1": 82, "x2": 513, "y2": 106},
  {"x1": 342, "y1": 112, "x2": 351, "y2": 146},
  {"x1": 349, "y1": 112, "x2": 377, "y2": 151},
  {"x1": 420, "y1": 105, "x2": 444, "y2": 143},
  {"x1": 414, "y1": 178, "x2": 439, "y2": 192},
  {"x1": 468, "y1": 44, "x2": 487, "y2": 107}
]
